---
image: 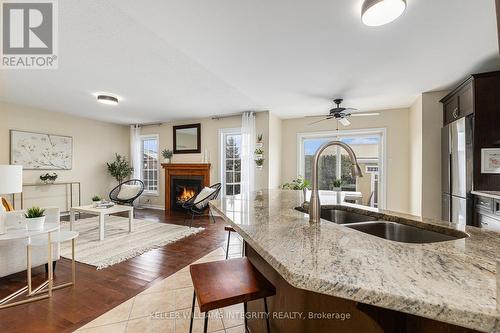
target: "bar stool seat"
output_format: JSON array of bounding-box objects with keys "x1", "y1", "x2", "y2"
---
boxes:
[{"x1": 189, "y1": 257, "x2": 275, "y2": 333}]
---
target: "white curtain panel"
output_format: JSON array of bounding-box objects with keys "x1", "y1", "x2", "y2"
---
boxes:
[
  {"x1": 130, "y1": 125, "x2": 141, "y2": 180},
  {"x1": 240, "y1": 112, "x2": 256, "y2": 198}
]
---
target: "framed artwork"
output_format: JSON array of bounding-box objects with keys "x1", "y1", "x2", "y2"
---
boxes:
[
  {"x1": 481, "y1": 148, "x2": 500, "y2": 174},
  {"x1": 173, "y1": 123, "x2": 201, "y2": 154},
  {"x1": 10, "y1": 130, "x2": 73, "y2": 170}
]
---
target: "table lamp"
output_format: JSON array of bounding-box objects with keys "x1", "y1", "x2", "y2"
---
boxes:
[{"x1": 0, "y1": 165, "x2": 23, "y2": 234}]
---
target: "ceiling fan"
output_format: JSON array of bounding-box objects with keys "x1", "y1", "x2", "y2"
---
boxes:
[{"x1": 307, "y1": 98, "x2": 379, "y2": 127}]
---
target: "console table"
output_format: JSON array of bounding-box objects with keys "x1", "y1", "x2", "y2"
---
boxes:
[{"x1": 12, "y1": 182, "x2": 81, "y2": 212}]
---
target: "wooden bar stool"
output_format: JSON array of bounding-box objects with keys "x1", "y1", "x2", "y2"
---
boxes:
[
  {"x1": 189, "y1": 257, "x2": 275, "y2": 333},
  {"x1": 224, "y1": 225, "x2": 245, "y2": 259}
]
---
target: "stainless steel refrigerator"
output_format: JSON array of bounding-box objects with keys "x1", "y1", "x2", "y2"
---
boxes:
[{"x1": 441, "y1": 116, "x2": 473, "y2": 225}]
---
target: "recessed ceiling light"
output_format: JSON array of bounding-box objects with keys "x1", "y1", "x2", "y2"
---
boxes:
[
  {"x1": 362, "y1": 0, "x2": 407, "y2": 26},
  {"x1": 97, "y1": 94, "x2": 119, "y2": 105}
]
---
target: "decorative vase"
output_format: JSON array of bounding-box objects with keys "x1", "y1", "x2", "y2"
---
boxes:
[
  {"x1": 92, "y1": 200, "x2": 101, "y2": 208},
  {"x1": 333, "y1": 187, "x2": 342, "y2": 204},
  {"x1": 164, "y1": 158, "x2": 171, "y2": 164},
  {"x1": 26, "y1": 216, "x2": 46, "y2": 231},
  {"x1": 302, "y1": 188, "x2": 308, "y2": 202}
]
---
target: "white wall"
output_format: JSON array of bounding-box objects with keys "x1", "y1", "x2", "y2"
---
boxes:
[
  {"x1": 0, "y1": 102, "x2": 130, "y2": 211},
  {"x1": 281, "y1": 108, "x2": 410, "y2": 213},
  {"x1": 408, "y1": 91, "x2": 449, "y2": 219},
  {"x1": 140, "y1": 112, "x2": 272, "y2": 208},
  {"x1": 409, "y1": 95, "x2": 423, "y2": 216},
  {"x1": 268, "y1": 112, "x2": 283, "y2": 189}
]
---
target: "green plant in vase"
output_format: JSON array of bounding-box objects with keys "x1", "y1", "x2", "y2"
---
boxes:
[
  {"x1": 255, "y1": 158, "x2": 265, "y2": 169},
  {"x1": 161, "y1": 149, "x2": 173, "y2": 163},
  {"x1": 107, "y1": 153, "x2": 133, "y2": 184},
  {"x1": 24, "y1": 206, "x2": 46, "y2": 231},
  {"x1": 282, "y1": 176, "x2": 311, "y2": 202}
]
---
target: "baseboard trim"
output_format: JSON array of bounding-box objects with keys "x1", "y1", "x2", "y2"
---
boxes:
[{"x1": 140, "y1": 204, "x2": 165, "y2": 211}]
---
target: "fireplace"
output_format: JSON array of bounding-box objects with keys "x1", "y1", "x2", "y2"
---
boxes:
[
  {"x1": 171, "y1": 176, "x2": 203, "y2": 211},
  {"x1": 162, "y1": 163, "x2": 211, "y2": 213}
]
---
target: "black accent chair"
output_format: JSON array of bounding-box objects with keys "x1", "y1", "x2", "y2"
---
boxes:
[
  {"x1": 109, "y1": 179, "x2": 145, "y2": 209},
  {"x1": 182, "y1": 183, "x2": 221, "y2": 228}
]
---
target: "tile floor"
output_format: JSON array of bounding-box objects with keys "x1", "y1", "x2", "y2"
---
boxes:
[{"x1": 76, "y1": 233, "x2": 245, "y2": 333}]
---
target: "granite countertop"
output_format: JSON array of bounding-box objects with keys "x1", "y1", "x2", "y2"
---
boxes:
[
  {"x1": 472, "y1": 190, "x2": 500, "y2": 201},
  {"x1": 210, "y1": 189, "x2": 500, "y2": 333}
]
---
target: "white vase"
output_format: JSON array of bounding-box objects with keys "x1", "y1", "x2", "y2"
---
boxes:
[
  {"x1": 26, "y1": 216, "x2": 46, "y2": 231},
  {"x1": 333, "y1": 188, "x2": 342, "y2": 204},
  {"x1": 92, "y1": 200, "x2": 101, "y2": 208}
]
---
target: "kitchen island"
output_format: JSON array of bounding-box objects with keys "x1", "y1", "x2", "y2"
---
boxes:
[{"x1": 210, "y1": 189, "x2": 500, "y2": 333}]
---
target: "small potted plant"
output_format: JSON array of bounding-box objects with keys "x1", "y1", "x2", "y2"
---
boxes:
[
  {"x1": 162, "y1": 149, "x2": 173, "y2": 163},
  {"x1": 282, "y1": 176, "x2": 311, "y2": 201},
  {"x1": 254, "y1": 147, "x2": 264, "y2": 159},
  {"x1": 91, "y1": 195, "x2": 102, "y2": 208},
  {"x1": 40, "y1": 173, "x2": 58, "y2": 184},
  {"x1": 331, "y1": 179, "x2": 343, "y2": 204},
  {"x1": 255, "y1": 158, "x2": 265, "y2": 169},
  {"x1": 256, "y1": 133, "x2": 263, "y2": 148},
  {"x1": 24, "y1": 206, "x2": 46, "y2": 231}
]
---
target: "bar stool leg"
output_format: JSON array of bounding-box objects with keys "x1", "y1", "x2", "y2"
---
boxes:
[
  {"x1": 244, "y1": 301, "x2": 248, "y2": 330},
  {"x1": 203, "y1": 312, "x2": 209, "y2": 333},
  {"x1": 264, "y1": 297, "x2": 271, "y2": 333},
  {"x1": 226, "y1": 230, "x2": 231, "y2": 260},
  {"x1": 189, "y1": 291, "x2": 196, "y2": 333}
]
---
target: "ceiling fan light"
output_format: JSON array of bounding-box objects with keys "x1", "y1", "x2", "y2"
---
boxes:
[{"x1": 362, "y1": 0, "x2": 407, "y2": 26}]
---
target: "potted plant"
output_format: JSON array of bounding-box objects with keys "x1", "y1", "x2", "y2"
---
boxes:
[
  {"x1": 24, "y1": 206, "x2": 46, "y2": 231},
  {"x1": 256, "y1": 133, "x2": 263, "y2": 148},
  {"x1": 161, "y1": 149, "x2": 173, "y2": 163},
  {"x1": 40, "y1": 173, "x2": 58, "y2": 184},
  {"x1": 331, "y1": 179, "x2": 343, "y2": 204},
  {"x1": 254, "y1": 147, "x2": 264, "y2": 159},
  {"x1": 91, "y1": 195, "x2": 102, "y2": 208},
  {"x1": 107, "y1": 153, "x2": 133, "y2": 184},
  {"x1": 255, "y1": 158, "x2": 265, "y2": 169},
  {"x1": 282, "y1": 176, "x2": 311, "y2": 201}
]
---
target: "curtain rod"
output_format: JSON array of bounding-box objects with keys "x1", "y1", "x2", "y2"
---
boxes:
[{"x1": 211, "y1": 110, "x2": 268, "y2": 120}]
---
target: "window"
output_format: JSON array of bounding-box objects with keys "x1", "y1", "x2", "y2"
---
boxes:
[
  {"x1": 219, "y1": 129, "x2": 242, "y2": 197},
  {"x1": 140, "y1": 134, "x2": 159, "y2": 195},
  {"x1": 298, "y1": 129, "x2": 385, "y2": 208}
]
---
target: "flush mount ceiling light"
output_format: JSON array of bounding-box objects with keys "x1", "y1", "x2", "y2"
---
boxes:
[
  {"x1": 361, "y1": 0, "x2": 407, "y2": 26},
  {"x1": 97, "y1": 94, "x2": 119, "y2": 105}
]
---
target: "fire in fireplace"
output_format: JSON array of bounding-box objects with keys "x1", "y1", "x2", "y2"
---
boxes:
[
  {"x1": 170, "y1": 176, "x2": 203, "y2": 211},
  {"x1": 176, "y1": 186, "x2": 197, "y2": 204}
]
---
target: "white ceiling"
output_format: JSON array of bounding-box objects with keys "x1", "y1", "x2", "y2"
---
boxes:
[{"x1": 1, "y1": 0, "x2": 499, "y2": 124}]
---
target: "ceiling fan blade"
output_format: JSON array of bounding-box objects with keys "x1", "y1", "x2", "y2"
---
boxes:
[
  {"x1": 350, "y1": 112, "x2": 380, "y2": 117},
  {"x1": 339, "y1": 117, "x2": 351, "y2": 126},
  {"x1": 304, "y1": 114, "x2": 330, "y2": 118},
  {"x1": 343, "y1": 108, "x2": 358, "y2": 112},
  {"x1": 307, "y1": 117, "x2": 333, "y2": 126}
]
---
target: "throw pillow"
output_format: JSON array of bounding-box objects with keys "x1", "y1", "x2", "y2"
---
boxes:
[
  {"x1": 117, "y1": 184, "x2": 142, "y2": 200},
  {"x1": 194, "y1": 187, "x2": 216, "y2": 209}
]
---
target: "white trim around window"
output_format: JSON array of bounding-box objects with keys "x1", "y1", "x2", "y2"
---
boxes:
[
  {"x1": 219, "y1": 128, "x2": 242, "y2": 197},
  {"x1": 296, "y1": 127, "x2": 387, "y2": 209},
  {"x1": 140, "y1": 134, "x2": 160, "y2": 196}
]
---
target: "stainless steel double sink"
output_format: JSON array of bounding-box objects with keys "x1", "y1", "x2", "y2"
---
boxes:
[{"x1": 295, "y1": 206, "x2": 466, "y2": 243}]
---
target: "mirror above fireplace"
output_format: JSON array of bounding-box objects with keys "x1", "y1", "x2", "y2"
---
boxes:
[{"x1": 173, "y1": 123, "x2": 201, "y2": 154}]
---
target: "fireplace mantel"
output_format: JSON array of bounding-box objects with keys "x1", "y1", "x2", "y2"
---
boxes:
[{"x1": 162, "y1": 163, "x2": 211, "y2": 213}]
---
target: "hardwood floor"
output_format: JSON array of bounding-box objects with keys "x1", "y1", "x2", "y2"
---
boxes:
[{"x1": 0, "y1": 209, "x2": 227, "y2": 333}]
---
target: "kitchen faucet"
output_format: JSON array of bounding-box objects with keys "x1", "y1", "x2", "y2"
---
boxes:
[{"x1": 309, "y1": 141, "x2": 363, "y2": 223}]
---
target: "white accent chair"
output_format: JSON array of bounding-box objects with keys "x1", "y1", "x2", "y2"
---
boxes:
[{"x1": 0, "y1": 207, "x2": 60, "y2": 278}]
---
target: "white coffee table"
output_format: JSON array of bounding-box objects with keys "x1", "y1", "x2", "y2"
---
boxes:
[{"x1": 69, "y1": 204, "x2": 134, "y2": 241}]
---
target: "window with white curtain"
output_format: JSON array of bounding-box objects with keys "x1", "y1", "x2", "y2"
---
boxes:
[
  {"x1": 140, "y1": 134, "x2": 159, "y2": 195},
  {"x1": 219, "y1": 128, "x2": 242, "y2": 196}
]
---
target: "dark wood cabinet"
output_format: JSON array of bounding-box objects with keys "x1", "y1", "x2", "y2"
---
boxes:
[
  {"x1": 441, "y1": 70, "x2": 500, "y2": 190},
  {"x1": 473, "y1": 194, "x2": 500, "y2": 231},
  {"x1": 441, "y1": 78, "x2": 474, "y2": 126}
]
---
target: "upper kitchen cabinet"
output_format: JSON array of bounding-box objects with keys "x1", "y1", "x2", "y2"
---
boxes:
[
  {"x1": 441, "y1": 77, "x2": 474, "y2": 125},
  {"x1": 441, "y1": 70, "x2": 500, "y2": 190}
]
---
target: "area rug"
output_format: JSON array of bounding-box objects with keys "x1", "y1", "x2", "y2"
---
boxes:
[{"x1": 59, "y1": 216, "x2": 204, "y2": 269}]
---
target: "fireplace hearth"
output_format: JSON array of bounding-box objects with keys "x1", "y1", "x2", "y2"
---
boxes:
[{"x1": 162, "y1": 163, "x2": 211, "y2": 214}]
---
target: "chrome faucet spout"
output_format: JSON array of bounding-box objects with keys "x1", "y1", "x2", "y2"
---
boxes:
[{"x1": 309, "y1": 141, "x2": 363, "y2": 223}]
